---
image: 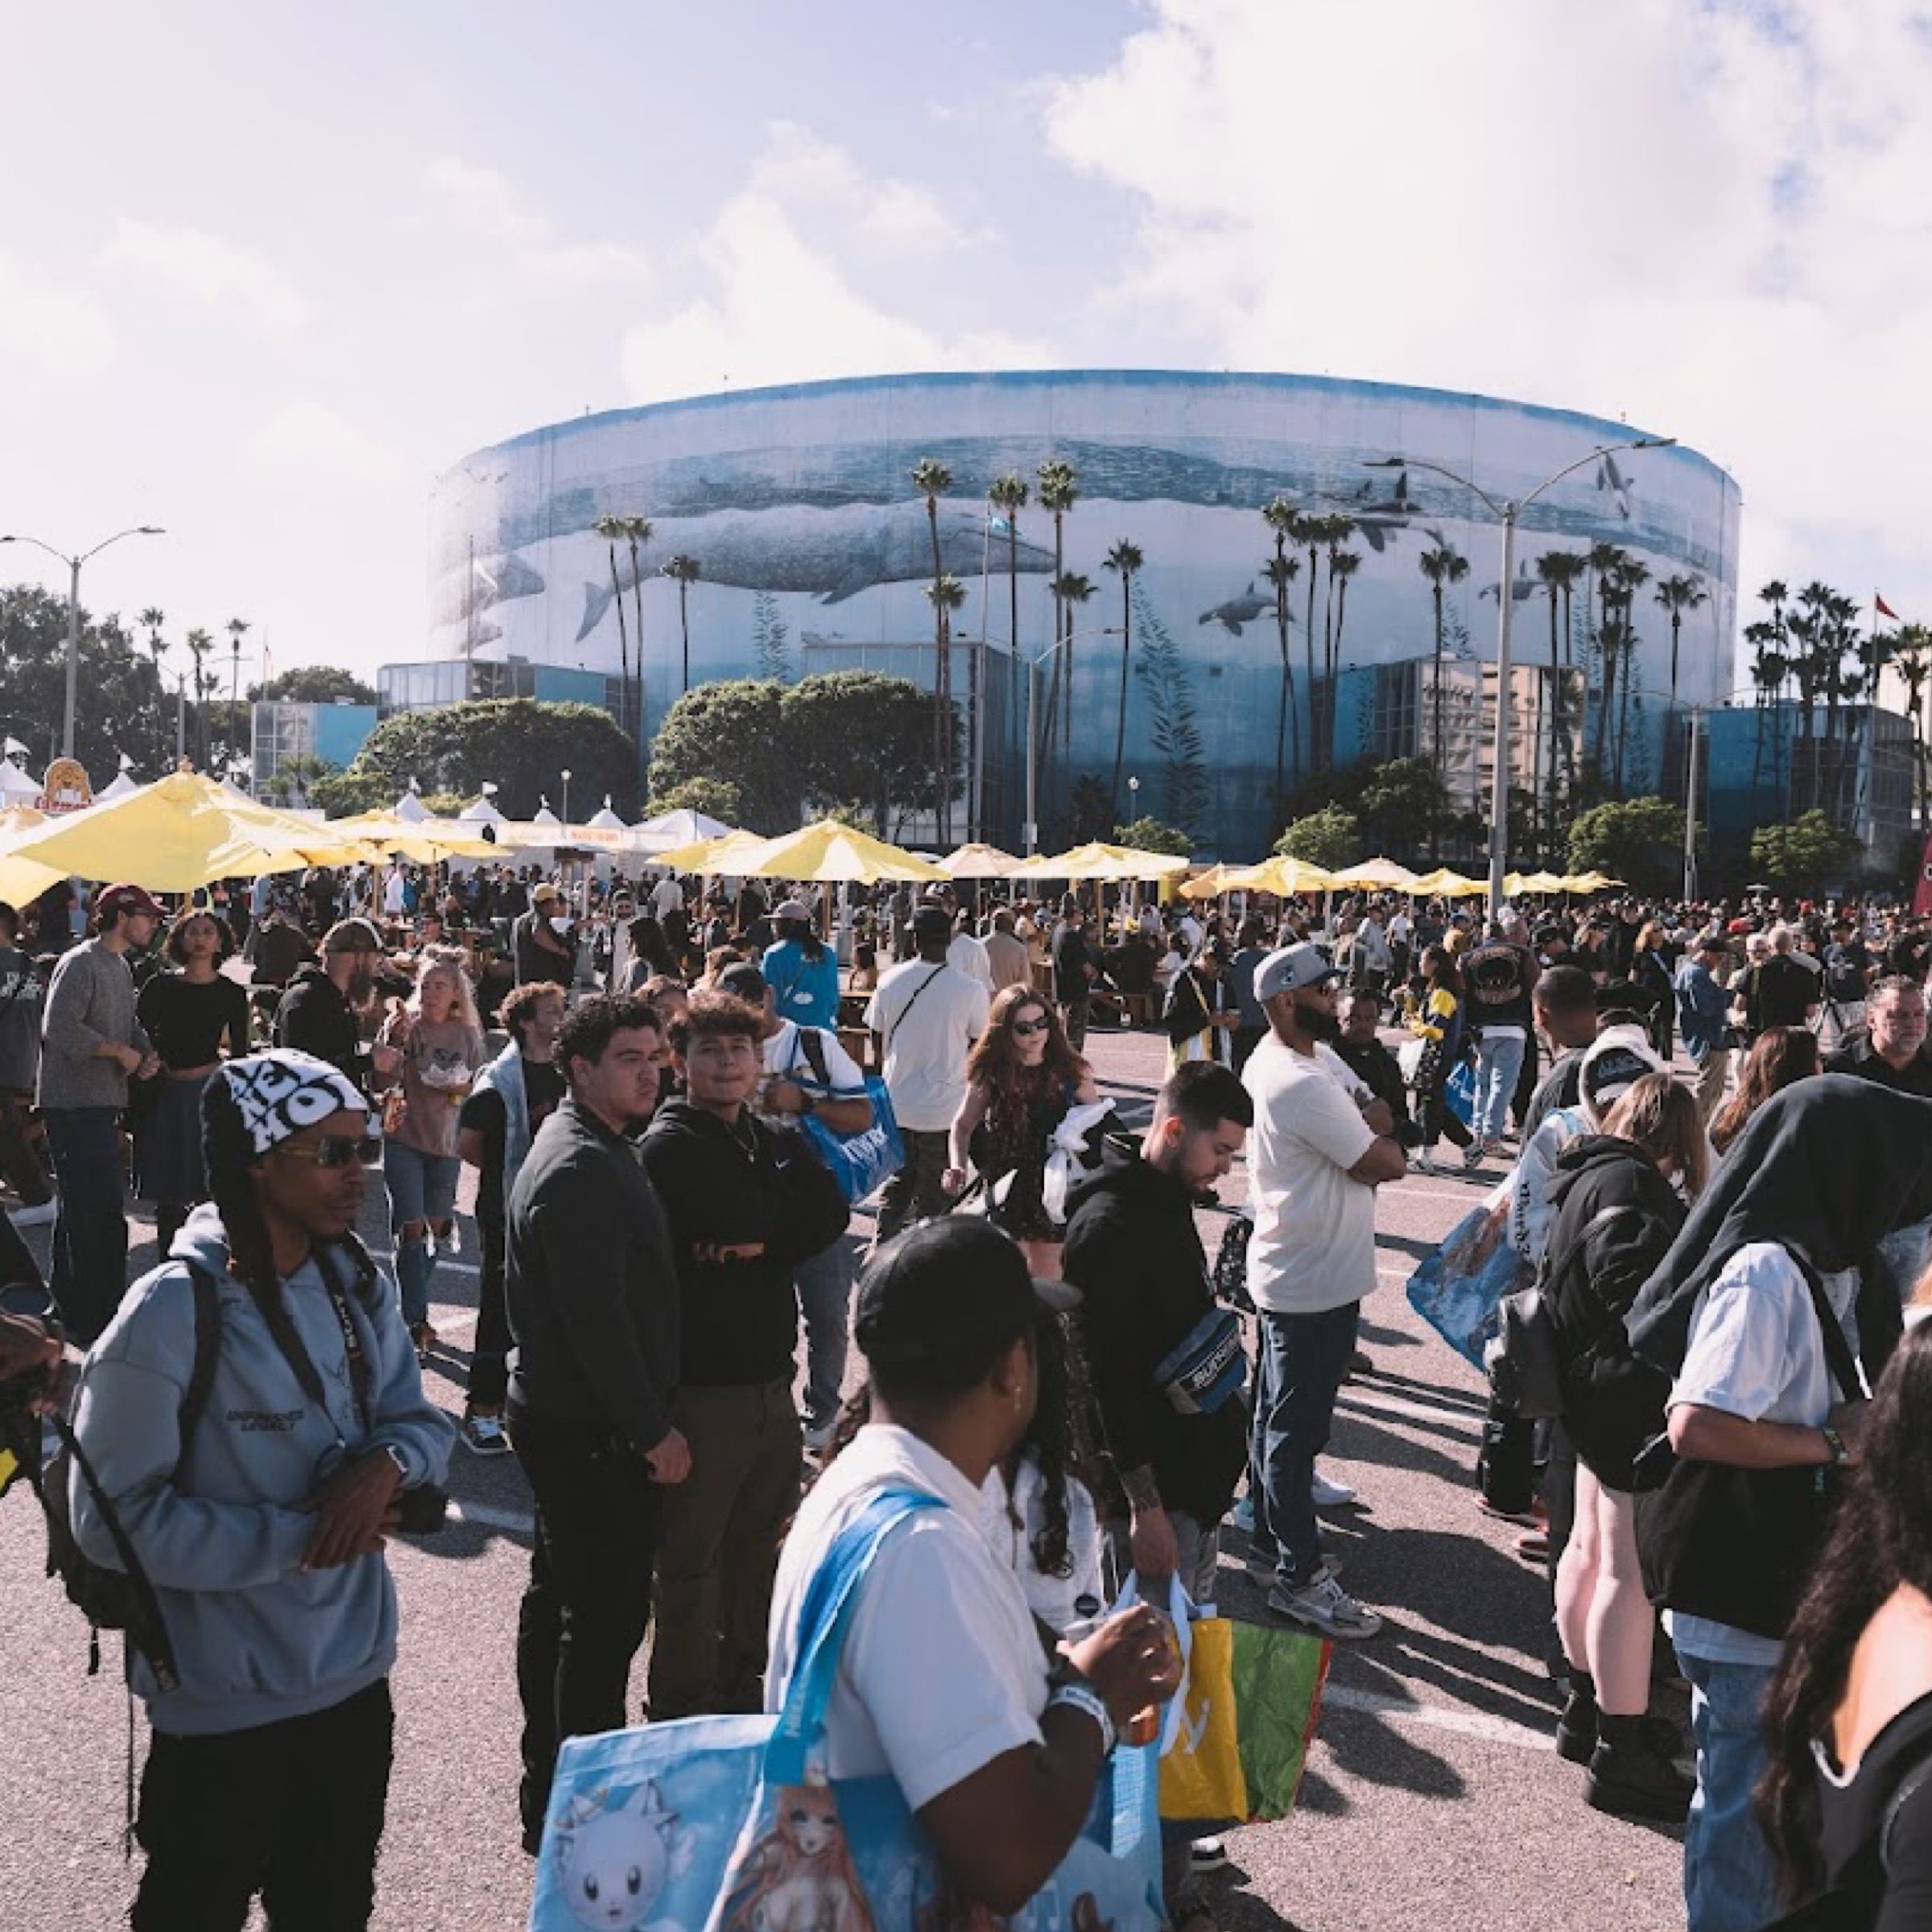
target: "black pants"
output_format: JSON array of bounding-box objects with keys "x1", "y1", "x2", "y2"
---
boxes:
[
  {"x1": 132, "y1": 1678, "x2": 393, "y2": 1932},
  {"x1": 468, "y1": 1226, "x2": 510, "y2": 1410},
  {"x1": 872, "y1": 1128, "x2": 950, "y2": 1247},
  {"x1": 510, "y1": 1412, "x2": 663, "y2": 1845}
]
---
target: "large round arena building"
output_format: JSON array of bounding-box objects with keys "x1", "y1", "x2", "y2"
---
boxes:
[{"x1": 427, "y1": 370, "x2": 1740, "y2": 856}]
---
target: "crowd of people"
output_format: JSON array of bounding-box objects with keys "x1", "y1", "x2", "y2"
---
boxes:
[{"x1": 0, "y1": 852, "x2": 1930, "y2": 1929}]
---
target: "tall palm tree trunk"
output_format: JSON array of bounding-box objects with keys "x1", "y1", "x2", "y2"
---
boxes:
[
  {"x1": 1430, "y1": 584, "x2": 1446, "y2": 856},
  {"x1": 1303, "y1": 548, "x2": 1322, "y2": 773},
  {"x1": 1007, "y1": 526, "x2": 1021, "y2": 835},
  {"x1": 1111, "y1": 572, "x2": 1133, "y2": 809},
  {"x1": 606, "y1": 546, "x2": 630, "y2": 732}
]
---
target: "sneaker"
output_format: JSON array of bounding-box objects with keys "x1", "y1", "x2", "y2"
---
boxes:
[
  {"x1": 1462, "y1": 1141, "x2": 1486, "y2": 1171},
  {"x1": 460, "y1": 1411, "x2": 511, "y2": 1457},
  {"x1": 1558, "y1": 1695, "x2": 1682, "y2": 1768},
  {"x1": 1189, "y1": 1835, "x2": 1228, "y2": 1872},
  {"x1": 1266, "y1": 1572, "x2": 1382, "y2": 1640},
  {"x1": 9, "y1": 1199, "x2": 55, "y2": 1228},
  {"x1": 1245, "y1": 1548, "x2": 1340, "y2": 1588},
  {"x1": 1411, "y1": 1150, "x2": 1435, "y2": 1176},
  {"x1": 1311, "y1": 1469, "x2": 1357, "y2": 1509}
]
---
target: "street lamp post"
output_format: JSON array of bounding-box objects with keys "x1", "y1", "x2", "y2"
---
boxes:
[
  {"x1": 0, "y1": 526, "x2": 164, "y2": 759},
  {"x1": 1022, "y1": 625, "x2": 1125, "y2": 855},
  {"x1": 560, "y1": 768, "x2": 572, "y2": 827},
  {"x1": 1367, "y1": 440, "x2": 1673, "y2": 917}
]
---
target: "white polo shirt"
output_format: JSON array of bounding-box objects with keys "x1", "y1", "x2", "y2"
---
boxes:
[
  {"x1": 1243, "y1": 1037, "x2": 1379, "y2": 1315},
  {"x1": 864, "y1": 960, "x2": 989, "y2": 1133},
  {"x1": 766, "y1": 1425, "x2": 1046, "y2": 1810}
]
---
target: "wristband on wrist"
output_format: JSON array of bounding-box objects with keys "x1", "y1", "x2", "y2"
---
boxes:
[
  {"x1": 1046, "y1": 1682, "x2": 1117, "y2": 1757},
  {"x1": 1822, "y1": 1425, "x2": 1849, "y2": 1468}
]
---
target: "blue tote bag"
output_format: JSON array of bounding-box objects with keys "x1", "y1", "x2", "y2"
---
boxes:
[{"x1": 529, "y1": 1489, "x2": 1164, "y2": 1932}]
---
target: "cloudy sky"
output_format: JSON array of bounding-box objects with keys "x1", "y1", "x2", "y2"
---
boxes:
[{"x1": 2, "y1": 0, "x2": 1924, "y2": 696}]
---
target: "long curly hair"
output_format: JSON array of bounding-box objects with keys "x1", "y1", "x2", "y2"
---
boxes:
[
  {"x1": 1711, "y1": 1025, "x2": 1819, "y2": 1154},
  {"x1": 965, "y1": 984, "x2": 1088, "y2": 1092},
  {"x1": 1758, "y1": 1321, "x2": 1932, "y2": 1901}
]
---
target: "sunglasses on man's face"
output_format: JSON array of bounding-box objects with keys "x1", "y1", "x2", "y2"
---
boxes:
[
  {"x1": 275, "y1": 1133, "x2": 382, "y2": 1170},
  {"x1": 1010, "y1": 1016, "x2": 1050, "y2": 1037}
]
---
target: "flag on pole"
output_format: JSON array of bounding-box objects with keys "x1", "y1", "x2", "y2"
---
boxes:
[{"x1": 1876, "y1": 592, "x2": 1899, "y2": 621}]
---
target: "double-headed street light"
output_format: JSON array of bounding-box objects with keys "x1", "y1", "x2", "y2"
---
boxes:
[
  {"x1": 1366, "y1": 440, "x2": 1674, "y2": 917},
  {"x1": 0, "y1": 526, "x2": 165, "y2": 759},
  {"x1": 1022, "y1": 625, "x2": 1125, "y2": 855}
]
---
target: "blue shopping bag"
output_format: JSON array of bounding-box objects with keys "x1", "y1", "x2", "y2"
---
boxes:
[
  {"x1": 1406, "y1": 1191, "x2": 1534, "y2": 1370},
  {"x1": 1443, "y1": 1056, "x2": 1476, "y2": 1129},
  {"x1": 529, "y1": 1489, "x2": 1164, "y2": 1932}
]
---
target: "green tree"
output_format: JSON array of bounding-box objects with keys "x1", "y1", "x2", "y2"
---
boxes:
[
  {"x1": 643, "y1": 774, "x2": 745, "y2": 826},
  {"x1": 1749, "y1": 809, "x2": 1860, "y2": 890},
  {"x1": 316, "y1": 698, "x2": 641, "y2": 820},
  {"x1": 659, "y1": 554, "x2": 700, "y2": 697},
  {"x1": 1273, "y1": 803, "x2": 1360, "y2": 871},
  {"x1": 592, "y1": 514, "x2": 633, "y2": 736},
  {"x1": 1891, "y1": 622, "x2": 1932, "y2": 831},
  {"x1": 782, "y1": 669, "x2": 955, "y2": 838},
  {"x1": 1261, "y1": 497, "x2": 1304, "y2": 800},
  {"x1": 1113, "y1": 814, "x2": 1191, "y2": 856},
  {"x1": 249, "y1": 666, "x2": 379, "y2": 705},
  {"x1": 1354, "y1": 757, "x2": 1451, "y2": 861},
  {"x1": 751, "y1": 592, "x2": 791, "y2": 683},
  {"x1": 1102, "y1": 539, "x2": 1143, "y2": 813},
  {"x1": 1654, "y1": 572, "x2": 1709, "y2": 718},
  {"x1": 646, "y1": 679, "x2": 795, "y2": 832},
  {"x1": 1567, "y1": 795, "x2": 1686, "y2": 893}
]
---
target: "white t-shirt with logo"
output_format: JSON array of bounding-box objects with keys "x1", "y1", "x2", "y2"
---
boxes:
[
  {"x1": 1243, "y1": 1039, "x2": 1379, "y2": 1315},
  {"x1": 766, "y1": 1425, "x2": 1046, "y2": 1810},
  {"x1": 865, "y1": 960, "x2": 989, "y2": 1133}
]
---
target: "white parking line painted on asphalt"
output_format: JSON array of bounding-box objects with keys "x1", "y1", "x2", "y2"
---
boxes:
[
  {"x1": 447, "y1": 1499, "x2": 535, "y2": 1535},
  {"x1": 1340, "y1": 1383, "x2": 1481, "y2": 1431},
  {"x1": 1319, "y1": 1682, "x2": 1552, "y2": 1752}
]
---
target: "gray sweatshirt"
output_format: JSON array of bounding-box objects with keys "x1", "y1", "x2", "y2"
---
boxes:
[
  {"x1": 0, "y1": 947, "x2": 43, "y2": 1090},
  {"x1": 38, "y1": 936, "x2": 152, "y2": 1110}
]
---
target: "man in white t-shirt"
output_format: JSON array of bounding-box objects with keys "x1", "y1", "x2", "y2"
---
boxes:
[
  {"x1": 766, "y1": 1218, "x2": 1179, "y2": 1917},
  {"x1": 650, "y1": 873, "x2": 684, "y2": 922},
  {"x1": 1241, "y1": 943, "x2": 1406, "y2": 1639},
  {"x1": 718, "y1": 960, "x2": 873, "y2": 1449},
  {"x1": 865, "y1": 907, "x2": 989, "y2": 1246}
]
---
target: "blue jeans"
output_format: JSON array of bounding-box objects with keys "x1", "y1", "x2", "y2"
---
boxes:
[
  {"x1": 382, "y1": 1140, "x2": 460, "y2": 1329},
  {"x1": 1248, "y1": 1302, "x2": 1360, "y2": 1588},
  {"x1": 795, "y1": 1236, "x2": 855, "y2": 1428},
  {"x1": 43, "y1": 1105, "x2": 129, "y2": 1348},
  {"x1": 1472, "y1": 1028, "x2": 1526, "y2": 1143},
  {"x1": 1679, "y1": 1651, "x2": 1779, "y2": 1932}
]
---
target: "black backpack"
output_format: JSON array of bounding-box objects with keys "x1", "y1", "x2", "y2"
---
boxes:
[{"x1": 27, "y1": 1269, "x2": 221, "y2": 1689}]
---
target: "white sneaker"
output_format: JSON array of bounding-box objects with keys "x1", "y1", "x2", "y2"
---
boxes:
[
  {"x1": 10, "y1": 1199, "x2": 55, "y2": 1228},
  {"x1": 1311, "y1": 1469, "x2": 1357, "y2": 1509},
  {"x1": 1267, "y1": 1573, "x2": 1383, "y2": 1640}
]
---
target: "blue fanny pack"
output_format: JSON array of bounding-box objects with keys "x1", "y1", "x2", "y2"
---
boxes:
[{"x1": 1152, "y1": 1306, "x2": 1248, "y2": 1415}]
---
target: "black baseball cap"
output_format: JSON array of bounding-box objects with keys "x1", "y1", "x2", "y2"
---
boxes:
[
  {"x1": 855, "y1": 1219, "x2": 1080, "y2": 1378},
  {"x1": 911, "y1": 906, "x2": 952, "y2": 940}
]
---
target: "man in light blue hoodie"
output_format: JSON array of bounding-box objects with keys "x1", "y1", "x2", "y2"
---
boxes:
[{"x1": 68, "y1": 1048, "x2": 453, "y2": 1932}]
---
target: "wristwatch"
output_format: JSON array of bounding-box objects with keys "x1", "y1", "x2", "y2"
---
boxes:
[{"x1": 1821, "y1": 1425, "x2": 1850, "y2": 1468}]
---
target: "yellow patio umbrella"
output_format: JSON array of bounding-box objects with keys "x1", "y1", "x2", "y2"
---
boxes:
[
  {"x1": 939, "y1": 841, "x2": 1023, "y2": 879},
  {"x1": 732, "y1": 819, "x2": 948, "y2": 886},
  {"x1": 1503, "y1": 870, "x2": 1568, "y2": 896},
  {"x1": 1179, "y1": 863, "x2": 1247, "y2": 898},
  {"x1": 651, "y1": 828, "x2": 771, "y2": 873},
  {"x1": 333, "y1": 811, "x2": 500, "y2": 862},
  {"x1": 1236, "y1": 854, "x2": 1340, "y2": 895},
  {"x1": 1561, "y1": 870, "x2": 1621, "y2": 893},
  {"x1": 1409, "y1": 866, "x2": 1488, "y2": 898},
  {"x1": 1018, "y1": 840, "x2": 1192, "y2": 881},
  {"x1": 1, "y1": 771, "x2": 371, "y2": 893},
  {"x1": 1330, "y1": 857, "x2": 1420, "y2": 890},
  {"x1": 0, "y1": 807, "x2": 68, "y2": 906}
]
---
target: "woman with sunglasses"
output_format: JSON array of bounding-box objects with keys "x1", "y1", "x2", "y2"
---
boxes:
[{"x1": 943, "y1": 985, "x2": 1100, "y2": 1278}]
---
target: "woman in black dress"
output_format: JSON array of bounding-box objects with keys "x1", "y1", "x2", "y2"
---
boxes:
[
  {"x1": 134, "y1": 910, "x2": 250, "y2": 1252},
  {"x1": 942, "y1": 984, "x2": 1100, "y2": 1279}
]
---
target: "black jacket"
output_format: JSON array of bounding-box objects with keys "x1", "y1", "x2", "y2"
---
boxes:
[
  {"x1": 1332, "y1": 1035, "x2": 1416, "y2": 1145},
  {"x1": 1823, "y1": 1035, "x2": 1932, "y2": 1100},
  {"x1": 272, "y1": 965, "x2": 364, "y2": 1091},
  {"x1": 1060, "y1": 1142, "x2": 1249, "y2": 1525},
  {"x1": 506, "y1": 1095, "x2": 680, "y2": 1453},
  {"x1": 639, "y1": 1100, "x2": 848, "y2": 1389},
  {"x1": 1543, "y1": 1134, "x2": 1686, "y2": 1488}
]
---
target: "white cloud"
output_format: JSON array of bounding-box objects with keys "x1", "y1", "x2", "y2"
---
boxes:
[
  {"x1": 1040, "y1": 0, "x2": 1932, "y2": 638},
  {"x1": 0, "y1": 249, "x2": 116, "y2": 380},
  {"x1": 97, "y1": 217, "x2": 308, "y2": 334},
  {"x1": 425, "y1": 156, "x2": 650, "y2": 284},
  {"x1": 244, "y1": 398, "x2": 410, "y2": 488}
]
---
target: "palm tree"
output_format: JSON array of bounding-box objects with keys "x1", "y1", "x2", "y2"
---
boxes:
[
  {"x1": 1041, "y1": 570, "x2": 1094, "y2": 826},
  {"x1": 1586, "y1": 542, "x2": 1628, "y2": 762},
  {"x1": 138, "y1": 607, "x2": 170, "y2": 740},
  {"x1": 620, "y1": 515, "x2": 653, "y2": 737},
  {"x1": 1261, "y1": 498, "x2": 1303, "y2": 803},
  {"x1": 661, "y1": 555, "x2": 700, "y2": 696},
  {"x1": 1035, "y1": 460, "x2": 1080, "y2": 788},
  {"x1": 1417, "y1": 540, "x2": 1468, "y2": 816},
  {"x1": 912, "y1": 459, "x2": 956, "y2": 829},
  {"x1": 592, "y1": 514, "x2": 632, "y2": 733},
  {"x1": 184, "y1": 627, "x2": 215, "y2": 766},
  {"x1": 1744, "y1": 620, "x2": 1786, "y2": 824},
  {"x1": 1892, "y1": 622, "x2": 1932, "y2": 831},
  {"x1": 1327, "y1": 542, "x2": 1362, "y2": 695},
  {"x1": 1606, "y1": 559, "x2": 1649, "y2": 788},
  {"x1": 1654, "y1": 573, "x2": 1709, "y2": 718},
  {"x1": 224, "y1": 619, "x2": 250, "y2": 776},
  {"x1": 923, "y1": 572, "x2": 968, "y2": 842},
  {"x1": 1533, "y1": 552, "x2": 1587, "y2": 820},
  {"x1": 988, "y1": 473, "x2": 1030, "y2": 824},
  {"x1": 1102, "y1": 540, "x2": 1143, "y2": 813}
]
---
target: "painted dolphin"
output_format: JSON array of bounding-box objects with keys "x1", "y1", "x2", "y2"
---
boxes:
[
  {"x1": 1199, "y1": 582, "x2": 1295, "y2": 636},
  {"x1": 1596, "y1": 454, "x2": 1633, "y2": 520},
  {"x1": 1479, "y1": 562, "x2": 1538, "y2": 604},
  {"x1": 573, "y1": 502, "x2": 1055, "y2": 641},
  {"x1": 431, "y1": 551, "x2": 543, "y2": 629}
]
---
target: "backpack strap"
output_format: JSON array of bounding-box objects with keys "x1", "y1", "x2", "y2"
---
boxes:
[{"x1": 795, "y1": 1025, "x2": 832, "y2": 1091}]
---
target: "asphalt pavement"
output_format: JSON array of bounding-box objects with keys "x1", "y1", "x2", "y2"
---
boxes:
[{"x1": 0, "y1": 1023, "x2": 1688, "y2": 1931}]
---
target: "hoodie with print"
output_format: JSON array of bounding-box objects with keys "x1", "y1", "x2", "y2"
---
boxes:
[{"x1": 68, "y1": 1206, "x2": 453, "y2": 1736}]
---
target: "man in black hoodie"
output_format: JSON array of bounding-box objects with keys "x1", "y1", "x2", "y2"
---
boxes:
[
  {"x1": 640, "y1": 990, "x2": 848, "y2": 1719},
  {"x1": 1062, "y1": 1062, "x2": 1254, "y2": 1601},
  {"x1": 272, "y1": 919, "x2": 400, "y2": 1096}
]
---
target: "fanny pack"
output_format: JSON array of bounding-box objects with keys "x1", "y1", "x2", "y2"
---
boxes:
[{"x1": 1154, "y1": 1306, "x2": 1247, "y2": 1416}]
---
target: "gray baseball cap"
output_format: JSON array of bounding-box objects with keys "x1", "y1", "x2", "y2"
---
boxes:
[{"x1": 1253, "y1": 942, "x2": 1344, "y2": 1004}]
